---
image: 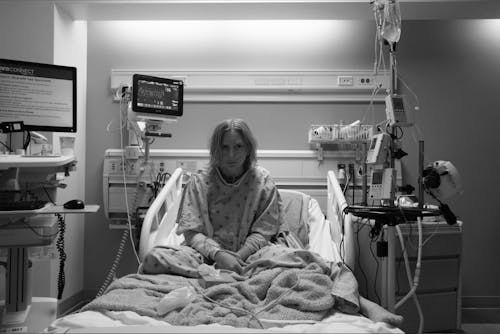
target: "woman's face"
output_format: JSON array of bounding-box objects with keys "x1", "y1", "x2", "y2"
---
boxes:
[{"x1": 220, "y1": 130, "x2": 248, "y2": 178}]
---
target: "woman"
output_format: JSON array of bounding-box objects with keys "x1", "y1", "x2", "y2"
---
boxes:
[
  {"x1": 176, "y1": 118, "x2": 285, "y2": 273},
  {"x1": 142, "y1": 118, "x2": 285, "y2": 276}
]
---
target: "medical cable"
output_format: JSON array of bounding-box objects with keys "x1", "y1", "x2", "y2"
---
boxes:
[
  {"x1": 96, "y1": 228, "x2": 130, "y2": 297},
  {"x1": 342, "y1": 174, "x2": 351, "y2": 195},
  {"x1": 97, "y1": 95, "x2": 141, "y2": 297},
  {"x1": 395, "y1": 205, "x2": 422, "y2": 307},
  {"x1": 368, "y1": 231, "x2": 382, "y2": 305},
  {"x1": 339, "y1": 211, "x2": 347, "y2": 265},
  {"x1": 118, "y1": 95, "x2": 141, "y2": 265},
  {"x1": 398, "y1": 74, "x2": 421, "y2": 112},
  {"x1": 23, "y1": 131, "x2": 30, "y2": 150},
  {"x1": 355, "y1": 219, "x2": 370, "y2": 300},
  {"x1": 39, "y1": 184, "x2": 68, "y2": 300},
  {"x1": 186, "y1": 274, "x2": 301, "y2": 329},
  {"x1": 55, "y1": 213, "x2": 67, "y2": 300},
  {"x1": 421, "y1": 223, "x2": 440, "y2": 247},
  {"x1": 395, "y1": 219, "x2": 424, "y2": 334},
  {"x1": 0, "y1": 140, "x2": 11, "y2": 152},
  {"x1": 19, "y1": 219, "x2": 60, "y2": 238},
  {"x1": 372, "y1": 2, "x2": 388, "y2": 77},
  {"x1": 395, "y1": 222, "x2": 422, "y2": 310},
  {"x1": 186, "y1": 280, "x2": 265, "y2": 329},
  {"x1": 360, "y1": 84, "x2": 382, "y2": 127},
  {"x1": 105, "y1": 84, "x2": 129, "y2": 133},
  {"x1": 396, "y1": 72, "x2": 428, "y2": 167}
]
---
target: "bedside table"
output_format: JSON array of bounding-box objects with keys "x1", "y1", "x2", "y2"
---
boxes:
[{"x1": 354, "y1": 219, "x2": 463, "y2": 333}]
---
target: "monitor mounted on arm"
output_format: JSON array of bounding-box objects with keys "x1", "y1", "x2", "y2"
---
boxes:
[{"x1": 128, "y1": 73, "x2": 184, "y2": 146}]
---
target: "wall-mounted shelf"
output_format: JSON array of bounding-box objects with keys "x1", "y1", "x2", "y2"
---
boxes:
[{"x1": 111, "y1": 69, "x2": 390, "y2": 102}]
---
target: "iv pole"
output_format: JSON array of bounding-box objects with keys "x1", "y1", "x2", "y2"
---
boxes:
[{"x1": 386, "y1": 41, "x2": 397, "y2": 312}]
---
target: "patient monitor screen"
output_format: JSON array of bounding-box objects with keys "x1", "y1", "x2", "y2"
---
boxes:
[
  {"x1": 372, "y1": 170, "x2": 383, "y2": 185},
  {"x1": 0, "y1": 58, "x2": 76, "y2": 132},
  {"x1": 132, "y1": 74, "x2": 183, "y2": 117}
]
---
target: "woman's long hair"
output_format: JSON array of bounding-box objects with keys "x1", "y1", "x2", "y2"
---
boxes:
[{"x1": 208, "y1": 119, "x2": 257, "y2": 172}]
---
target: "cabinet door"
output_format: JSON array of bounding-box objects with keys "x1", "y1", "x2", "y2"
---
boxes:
[
  {"x1": 394, "y1": 229, "x2": 462, "y2": 258},
  {"x1": 397, "y1": 292, "x2": 459, "y2": 333},
  {"x1": 395, "y1": 257, "x2": 460, "y2": 293}
]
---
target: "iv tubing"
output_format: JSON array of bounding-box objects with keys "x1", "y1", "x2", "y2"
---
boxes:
[{"x1": 395, "y1": 217, "x2": 424, "y2": 334}]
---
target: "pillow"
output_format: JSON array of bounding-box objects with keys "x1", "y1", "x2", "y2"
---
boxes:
[
  {"x1": 278, "y1": 189, "x2": 311, "y2": 248},
  {"x1": 307, "y1": 196, "x2": 342, "y2": 263},
  {"x1": 279, "y1": 189, "x2": 342, "y2": 263}
]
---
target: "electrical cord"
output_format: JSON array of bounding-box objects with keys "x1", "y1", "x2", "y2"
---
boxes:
[
  {"x1": 20, "y1": 219, "x2": 60, "y2": 238},
  {"x1": 105, "y1": 84, "x2": 130, "y2": 133},
  {"x1": 0, "y1": 140, "x2": 11, "y2": 152},
  {"x1": 355, "y1": 219, "x2": 370, "y2": 298},
  {"x1": 96, "y1": 228, "x2": 129, "y2": 297},
  {"x1": 186, "y1": 273, "x2": 301, "y2": 329},
  {"x1": 368, "y1": 231, "x2": 381, "y2": 305},
  {"x1": 96, "y1": 91, "x2": 142, "y2": 298},
  {"x1": 342, "y1": 175, "x2": 351, "y2": 195},
  {"x1": 56, "y1": 213, "x2": 67, "y2": 300},
  {"x1": 118, "y1": 96, "x2": 141, "y2": 265},
  {"x1": 23, "y1": 131, "x2": 31, "y2": 150},
  {"x1": 339, "y1": 211, "x2": 347, "y2": 264},
  {"x1": 396, "y1": 220, "x2": 424, "y2": 334}
]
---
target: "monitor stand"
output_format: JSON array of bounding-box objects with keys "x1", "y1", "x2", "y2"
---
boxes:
[{"x1": 0, "y1": 246, "x2": 58, "y2": 332}]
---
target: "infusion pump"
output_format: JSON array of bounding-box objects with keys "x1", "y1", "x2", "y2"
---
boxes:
[{"x1": 103, "y1": 148, "x2": 207, "y2": 223}]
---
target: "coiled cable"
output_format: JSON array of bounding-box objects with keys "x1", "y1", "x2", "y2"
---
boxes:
[
  {"x1": 55, "y1": 213, "x2": 66, "y2": 300},
  {"x1": 96, "y1": 228, "x2": 129, "y2": 297}
]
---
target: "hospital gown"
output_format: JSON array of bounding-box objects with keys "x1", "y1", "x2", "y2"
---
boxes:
[
  {"x1": 142, "y1": 165, "x2": 286, "y2": 276},
  {"x1": 177, "y1": 165, "x2": 284, "y2": 260}
]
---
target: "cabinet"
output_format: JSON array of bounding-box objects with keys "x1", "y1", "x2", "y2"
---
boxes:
[{"x1": 354, "y1": 219, "x2": 463, "y2": 333}]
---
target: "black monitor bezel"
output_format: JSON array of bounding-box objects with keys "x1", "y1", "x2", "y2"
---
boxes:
[
  {"x1": 0, "y1": 58, "x2": 77, "y2": 133},
  {"x1": 131, "y1": 74, "x2": 184, "y2": 118}
]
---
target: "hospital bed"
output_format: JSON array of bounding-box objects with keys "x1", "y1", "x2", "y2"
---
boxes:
[{"x1": 46, "y1": 168, "x2": 403, "y2": 333}]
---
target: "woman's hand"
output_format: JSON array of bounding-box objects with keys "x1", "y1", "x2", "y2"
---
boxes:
[{"x1": 214, "y1": 251, "x2": 244, "y2": 274}]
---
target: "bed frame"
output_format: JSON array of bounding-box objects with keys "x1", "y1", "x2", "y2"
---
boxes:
[{"x1": 139, "y1": 168, "x2": 356, "y2": 270}]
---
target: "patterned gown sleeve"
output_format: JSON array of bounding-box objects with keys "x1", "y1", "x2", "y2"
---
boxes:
[
  {"x1": 238, "y1": 169, "x2": 284, "y2": 260},
  {"x1": 176, "y1": 174, "x2": 221, "y2": 260}
]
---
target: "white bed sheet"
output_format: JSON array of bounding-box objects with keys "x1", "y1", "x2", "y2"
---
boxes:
[{"x1": 48, "y1": 310, "x2": 403, "y2": 333}]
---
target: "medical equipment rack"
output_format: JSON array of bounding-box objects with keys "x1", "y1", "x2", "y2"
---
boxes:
[{"x1": 0, "y1": 155, "x2": 99, "y2": 333}]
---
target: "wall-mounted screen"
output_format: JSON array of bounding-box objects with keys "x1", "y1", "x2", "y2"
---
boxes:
[
  {"x1": 0, "y1": 58, "x2": 77, "y2": 132},
  {"x1": 132, "y1": 74, "x2": 183, "y2": 120}
]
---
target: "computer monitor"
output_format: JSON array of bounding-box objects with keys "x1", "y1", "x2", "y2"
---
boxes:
[
  {"x1": 0, "y1": 58, "x2": 77, "y2": 133},
  {"x1": 131, "y1": 74, "x2": 183, "y2": 121}
]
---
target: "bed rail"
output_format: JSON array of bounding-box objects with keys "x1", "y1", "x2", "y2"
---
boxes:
[
  {"x1": 326, "y1": 170, "x2": 355, "y2": 270},
  {"x1": 139, "y1": 167, "x2": 184, "y2": 261}
]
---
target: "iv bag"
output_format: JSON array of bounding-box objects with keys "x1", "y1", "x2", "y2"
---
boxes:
[{"x1": 381, "y1": 0, "x2": 401, "y2": 44}]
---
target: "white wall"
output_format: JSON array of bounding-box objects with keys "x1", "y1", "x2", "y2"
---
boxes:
[{"x1": 53, "y1": 4, "x2": 88, "y2": 304}]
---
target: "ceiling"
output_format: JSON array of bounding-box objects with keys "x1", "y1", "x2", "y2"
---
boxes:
[{"x1": 49, "y1": 0, "x2": 500, "y2": 21}]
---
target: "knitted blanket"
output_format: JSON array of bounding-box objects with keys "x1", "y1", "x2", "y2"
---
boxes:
[{"x1": 82, "y1": 248, "x2": 354, "y2": 329}]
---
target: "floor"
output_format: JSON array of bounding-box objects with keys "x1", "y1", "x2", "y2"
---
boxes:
[
  {"x1": 461, "y1": 323, "x2": 500, "y2": 334},
  {"x1": 460, "y1": 308, "x2": 500, "y2": 334}
]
